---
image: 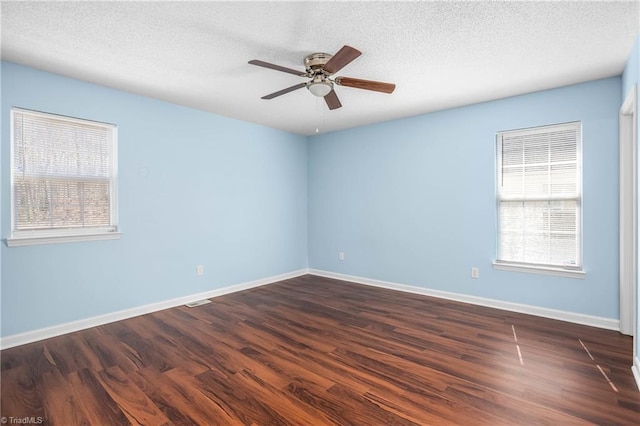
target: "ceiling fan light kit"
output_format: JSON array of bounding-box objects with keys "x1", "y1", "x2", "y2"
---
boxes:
[
  {"x1": 248, "y1": 45, "x2": 396, "y2": 110},
  {"x1": 307, "y1": 76, "x2": 333, "y2": 97}
]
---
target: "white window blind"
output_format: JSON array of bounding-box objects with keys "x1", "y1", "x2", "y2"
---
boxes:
[
  {"x1": 10, "y1": 108, "x2": 118, "y2": 245},
  {"x1": 496, "y1": 122, "x2": 582, "y2": 270}
]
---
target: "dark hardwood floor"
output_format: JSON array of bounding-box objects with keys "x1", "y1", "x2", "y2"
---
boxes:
[{"x1": 2, "y1": 274, "x2": 639, "y2": 425}]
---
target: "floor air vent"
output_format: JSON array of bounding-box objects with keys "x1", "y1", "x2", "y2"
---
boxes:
[{"x1": 185, "y1": 299, "x2": 211, "y2": 308}]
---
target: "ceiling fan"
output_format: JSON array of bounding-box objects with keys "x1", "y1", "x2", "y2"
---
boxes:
[{"x1": 248, "y1": 45, "x2": 395, "y2": 110}]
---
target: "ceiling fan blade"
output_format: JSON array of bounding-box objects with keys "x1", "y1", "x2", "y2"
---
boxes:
[
  {"x1": 335, "y1": 76, "x2": 396, "y2": 94},
  {"x1": 261, "y1": 82, "x2": 307, "y2": 99},
  {"x1": 324, "y1": 90, "x2": 342, "y2": 110},
  {"x1": 248, "y1": 60, "x2": 307, "y2": 76},
  {"x1": 323, "y1": 45, "x2": 362, "y2": 74}
]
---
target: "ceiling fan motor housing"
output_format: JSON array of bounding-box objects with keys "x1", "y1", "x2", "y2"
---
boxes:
[{"x1": 304, "y1": 53, "x2": 333, "y2": 74}]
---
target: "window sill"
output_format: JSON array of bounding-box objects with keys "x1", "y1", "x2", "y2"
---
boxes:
[
  {"x1": 492, "y1": 262, "x2": 585, "y2": 279},
  {"x1": 6, "y1": 232, "x2": 122, "y2": 247}
]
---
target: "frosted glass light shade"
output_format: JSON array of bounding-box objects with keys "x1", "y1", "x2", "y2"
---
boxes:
[{"x1": 307, "y1": 81, "x2": 332, "y2": 97}]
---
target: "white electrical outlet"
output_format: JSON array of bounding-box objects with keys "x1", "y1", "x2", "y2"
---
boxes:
[
  {"x1": 471, "y1": 267, "x2": 479, "y2": 279},
  {"x1": 339, "y1": 251, "x2": 345, "y2": 261},
  {"x1": 196, "y1": 265, "x2": 204, "y2": 276}
]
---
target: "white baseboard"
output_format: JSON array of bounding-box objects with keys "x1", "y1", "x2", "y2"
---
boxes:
[
  {"x1": 0, "y1": 269, "x2": 307, "y2": 350},
  {"x1": 633, "y1": 357, "x2": 640, "y2": 391},
  {"x1": 308, "y1": 269, "x2": 620, "y2": 331},
  {"x1": 2, "y1": 268, "x2": 622, "y2": 350}
]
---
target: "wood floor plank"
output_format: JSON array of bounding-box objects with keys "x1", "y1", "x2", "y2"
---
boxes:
[
  {"x1": 1, "y1": 275, "x2": 638, "y2": 425},
  {"x1": 233, "y1": 367, "x2": 338, "y2": 425},
  {"x1": 146, "y1": 334, "x2": 211, "y2": 377},
  {"x1": 40, "y1": 368, "x2": 90, "y2": 425},
  {"x1": 66, "y1": 368, "x2": 130, "y2": 425},
  {"x1": 188, "y1": 367, "x2": 276, "y2": 424},
  {"x1": 95, "y1": 365, "x2": 171, "y2": 425},
  {"x1": 130, "y1": 367, "x2": 234, "y2": 425},
  {"x1": 240, "y1": 344, "x2": 335, "y2": 392},
  {"x1": 0, "y1": 365, "x2": 45, "y2": 421}
]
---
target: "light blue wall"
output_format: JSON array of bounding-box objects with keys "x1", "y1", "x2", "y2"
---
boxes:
[
  {"x1": 309, "y1": 77, "x2": 621, "y2": 319},
  {"x1": 1, "y1": 61, "x2": 308, "y2": 337},
  {"x1": 0, "y1": 63, "x2": 2, "y2": 328},
  {"x1": 0, "y1": 60, "x2": 629, "y2": 340},
  {"x1": 622, "y1": 34, "x2": 640, "y2": 360},
  {"x1": 622, "y1": 35, "x2": 639, "y2": 100}
]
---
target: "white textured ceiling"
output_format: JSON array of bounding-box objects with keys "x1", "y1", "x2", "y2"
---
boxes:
[{"x1": 1, "y1": 1, "x2": 639, "y2": 136}]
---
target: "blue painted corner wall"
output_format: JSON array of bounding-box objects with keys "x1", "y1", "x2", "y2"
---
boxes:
[
  {"x1": 308, "y1": 77, "x2": 621, "y2": 319},
  {"x1": 0, "y1": 42, "x2": 636, "y2": 344},
  {"x1": 0, "y1": 61, "x2": 308, "y2": 337}
]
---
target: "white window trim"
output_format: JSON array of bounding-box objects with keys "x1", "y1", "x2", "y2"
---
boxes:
[
  {"x1": 7, "y1": 231, "x2": 122, "y2": 247},
  {"x1": 8, "y1": 108, "x2": 120, "y2": 247},
  {"x1": 492, "y1": 261, "x2": 585, "y2": 279},
  {"x1": 495, "y1": 121, "x2": 584, "y2": 275}
]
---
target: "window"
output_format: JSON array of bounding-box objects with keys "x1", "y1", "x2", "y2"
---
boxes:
[
  {"x1": 8, "y1": 108, "x2": 120, "y2": 246},
  {"x1": 495, "y1": 121, "x2": 582, "y2": 276}
]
